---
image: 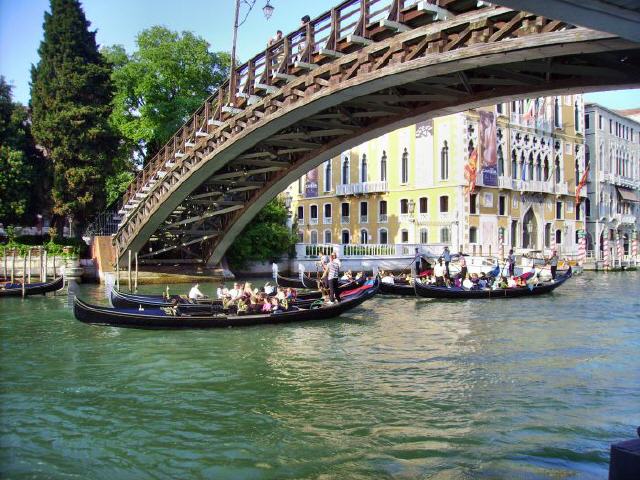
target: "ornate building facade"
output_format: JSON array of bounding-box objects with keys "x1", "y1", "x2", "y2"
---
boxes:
[
  {"x1": 288, "y1": 95, "x2": 587, "y2": 258},
  {"x1": 584, "y1": 104, "x2": 640, "y2": 264}
]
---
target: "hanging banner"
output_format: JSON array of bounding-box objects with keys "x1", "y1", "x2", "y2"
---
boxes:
[
  {"x1": 464, "y1": 148, "x2": 478, "y2": 195},
  {"x1": 304, "y1": 167, "x2": 318, "y2": 198},
  {"x1": 479, "y1": 111, "x2": 497, "y2": 186}
]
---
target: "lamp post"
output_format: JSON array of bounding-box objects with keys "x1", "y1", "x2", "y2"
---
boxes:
[
  {"x1": 283, "y1": 191, "x2": 293, "y2": 230},
  {"x1": 230, "y1": 0, "x2": 275, "y2": 105}
]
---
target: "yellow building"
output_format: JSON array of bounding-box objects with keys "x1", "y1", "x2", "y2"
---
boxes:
[{"x1": 289, "y1": 95, "x2": 586, "y2": 257}]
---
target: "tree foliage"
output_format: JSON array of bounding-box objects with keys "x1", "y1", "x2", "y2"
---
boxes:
[
  {"x1": 226, "y1": 199, "x2": 297, "y2": 269},
  {"x1": 104, "y1": 26, "x2": 230, "y2": 163},
  {"x1": 0, "y1": 77, "x2": 49, "y2": 225},
  {"x1": 30, "y1": 0, "x2": 118, "y2": 233}
]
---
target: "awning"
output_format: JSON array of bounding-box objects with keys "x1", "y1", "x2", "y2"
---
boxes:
[{"x1": 616, "y1": 187, "x2": 639, "y2": 202}]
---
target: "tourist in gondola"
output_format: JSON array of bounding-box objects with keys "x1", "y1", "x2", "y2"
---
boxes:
[
  {"x1": 327, "y1": 252, "x2": 342, "y2": 303},
  {"x1": 458, "y1": 250, "x2": 467, "y2": 279},
  {"x1": 216, "y1": 283, "x2": 229, "y2": 299},
  {"x1": 188, "y1": 283, "x2": 205, "y2": 300},
  {"x1": 548, "y1": 250, "x2": 559, "y2": 280},
  {"x1": 380, "y1": 270, "x2": 394, "y2": 284},
  {"x1": 507, "y1": 249, "x2": 516, "y2": 277},
  {"x1": 434, "y1": 258, "x2": 446, "y2": 286}
]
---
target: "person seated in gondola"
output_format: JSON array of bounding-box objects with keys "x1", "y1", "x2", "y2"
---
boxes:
[
  {"x1": 340, "y1": 270, "x2": 353, "y2": 281},
  {"x1": 261, "y1": 295, "x2": 273, "y2": 313},
  {"x1": 269, "y1": 296, "x2": 284, "y2": 313},
  {"x1": 285, "y1": 287, "x2": 297, "y2": 300},
  {"x1": 263, "y1": 282, "x2": 276, "y2": 296},
  {"x1": 462, "y1": 275, "x2": 473, "y2": 290},
  {"x1": 469, "y1": 273, "x2": 481, "y2": 290},
  {"x1": 507, "y1": 276, "x2": 518, "y2": 288},
  {"x1": 188, "y1": 283, "x2": 205, "y2": 301},
  {"x1": 478, "y1": 275, "x2": 488, "y2": 289},
  {"x1": 381, "y1": 270, "x2": 395, "y2": 284},
  {"x1": 453, "y1": 275, "x2": 462, "y2": 288},
  {"x1": 216, "y1": 282, "x2": 229, "y2": 299},
  {"x1": 434, "y1": 259, "x2": 446, "y2": 286}
]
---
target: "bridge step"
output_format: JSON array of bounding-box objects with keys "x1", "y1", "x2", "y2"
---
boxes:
[
  {"x1": 379, "y1": 19, "x2": 410, "y2": 32},
  {"x1": 254, "y1": 82, "x2": 278, "y2": 94},
  {"x1": 222, "y1": 105, "x2": 244, "y2": 115},
  {"x1": 318, "y1": 48, "x2": 344, "y2": 58},
  {"x1": 344, "y1": 34, "x2": 373, "y2": 46},
  {"x1": 417, "y1": 0, "x2": 453, "y2": 20},
  {"x1": 195, "y1": 131, "x2": 209, "y2": 137},
  {"x1": 272, "y1": 72, "x2": 296, "y2": 82},
  {"x1": 294, "y1": 61, "x2": 318, "y2": 70}
]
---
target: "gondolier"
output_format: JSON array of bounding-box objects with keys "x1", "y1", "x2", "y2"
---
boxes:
[
  {"x1": 548, "y1": 250, "x2": 559, "y2": 280},
  {"x1": 443, "y1": 246, "x2": 452, "y2": 278},
  {"x1": 327, "y1": 252, "x2": 342, "y2": 303},
  {"x1": 507, "y1": 249, "x2": 516, "y2": 277},
  {"x1": 458, "y1": 251, "x2": 467, "y2": 279}
]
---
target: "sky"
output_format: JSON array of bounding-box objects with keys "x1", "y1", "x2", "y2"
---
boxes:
[{"x1": 1, "y1": 0, "x2": 639, "y2": 109}]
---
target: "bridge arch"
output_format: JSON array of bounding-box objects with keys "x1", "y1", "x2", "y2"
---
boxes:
[{"x1": 113, "y1": 2, "x2": 640, "y2": 264}]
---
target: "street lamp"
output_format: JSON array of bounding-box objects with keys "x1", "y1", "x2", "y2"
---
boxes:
[
  {"x1": 230, "y1": 0, "x2": 275, "y2": 105},
  {"x1": 262, "y1": 0, "x2": 274, "y2": 19}
]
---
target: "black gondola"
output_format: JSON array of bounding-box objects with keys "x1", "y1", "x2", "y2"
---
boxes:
[
  {"x1": 109, "y1": 288, "x2": 324, "y2": 311},
  {"x1": 74, "y1": 278, "x2": 380, "y2": 329},
  {"x1": 0, "y1": 276, "x2": 64, "y2": 298},
  {"x1": 275, "y1": 273, "x2": 364, "y2": 290},
  {"x1": 413, "y1": 268, "x2": 572, "y2": 299},
  {"x1": 379, "y1": 280, "x2": 415, "y2": 296}
]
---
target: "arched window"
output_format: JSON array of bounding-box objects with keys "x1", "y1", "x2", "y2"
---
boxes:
[
  {"x1": 575, "y1": 158, "x2": 580, "y2": 186},
  {"x1": 543, "y1": 156, "x2": 550, "y2": 181},
  {"x1": 324, "y1": 230, "x2": 332, "y2": 244},
  {"x1": 535, "y1": 154, "x2": 542, "y2": 181},
  {"x1": 527, "y1": 153, "x2": 534, "y2": 180},
  {"x1": 379, "y1": 228, "x2": 388, "y2": 245},
  {"x1": 511, "y1": 149, "x2": 518, "y2": 180},
  {"x1": 554, "y1": 97, "x2": 561, "y2": 128},
  {"x1": 440, "y1": 227, "x2": 450, "y2": 244},
  {"x1": 310, "y1": 230, "x2": 318, "y2": 244},
  {"x1": 555, "y1": 229, "x2": 562, "y2": 244},
  {"x1": 324, "y1": 161, "x2": 332, "y2": 192},
  {"x1": 555, "y1": 155, "x2": 561, "y2": 183},
  {"x1": 420, "y1": 228, "x2": 428, "y2": 244},
  {"x1": 469, "y1": 227, "x2": 478, "y2": 244},
  {"x1": 544, "y1": 223, "x2": 551, "y2": 247},
  {"x1": 519, "y1": 153, "x2": 526, "y2": 180},
  {"x1": 401, "y1": 148, "x2": 409, "y2": 184},
  {"x1": 401, "y1": 229, "x2": 409, "y2": 243},
  {"x1": 360, "y1": 154, "x2": 367, "y2": 183},
  {"x1": 341, "y1": 156, "x2": 349, "y2": 184},
  {"x1": 297, "y1": 205, "x2": 304, "y2": 222},
  {"x1": 323, "y1": 203, "x2": 332, "y2": 222},
  {"x1": 574, "y1": 100, "x2": 580, "y2": 132},
  {"x1": 440, "y1": 141, "x2": 449, "y2": 180},
  {"x1": 585, "y1": 198, "x2": 591, "y2": 218},
  {"x1": 497, "y1": 146, "x2": 504, "y2": 176},
  {"x1": 360, "y1": 229, "x2": 368, "y2": 244},
  {"x1": 380, "y1": 151, "x2": 387, "y2": 182},
  {"x1": 341, "y1": 229, "x2": 350, "y2": 244}
]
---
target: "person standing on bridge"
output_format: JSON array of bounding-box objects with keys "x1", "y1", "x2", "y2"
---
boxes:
[{"x1": 327, "y1": 252, "x2": 342, "y2": 304}]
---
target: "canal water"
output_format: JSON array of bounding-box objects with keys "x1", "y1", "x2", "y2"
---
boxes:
[{"x1": 1, "y1": 272, "x2": 638, "y2": 479}]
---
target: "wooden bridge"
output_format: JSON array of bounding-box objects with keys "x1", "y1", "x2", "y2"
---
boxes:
[{"x1": 113, "y1": 0, "x2": 640, "y2": 265}]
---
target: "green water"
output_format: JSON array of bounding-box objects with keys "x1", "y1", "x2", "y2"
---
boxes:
[{"x1": 1, "y1": 272, "x2": 639, "y2": 479}]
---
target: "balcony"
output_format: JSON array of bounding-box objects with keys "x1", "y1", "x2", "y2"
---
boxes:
[
  {"x1": 297, "y1": 218, "x2": 305, "y2": 226},
  {"x1": 309, "y1": 217, "x2": 318, "y2": 225},
  {"x1": 498, "y1": 177, "x2": 513, "y2": 189},
  {"x1": 417, "y1": 213, "x2": 428, "y2": 224},
  {"x1": 340, "y1": 216, "x2": 350, "y2": 224},
  {"x1": 555, "y1": 182, "x2": 569, "y2": 195},
  {"x1": 399, "y1": 213, "x2": 411, "y2": 223},
  {"x1": 439, "y1": 212, "x2": 454, "y2": 222},
  {"x1": 323, "y1": 216, "x2": 332, "y2": 224},
  {"x1": 615, "y1": 213, "x2": 637, "y2": 225},
  {"x1": 335, "y1": 181, "x2": 388, "y2": 196},
  {"x1": 378, "y1": 214, "x2": 388, "y2": 223},
  {"x1": 359, "y1": 215, "x2": 368, "y2": 224},
  {"x1": 510, "y1": 112, "x2": 553, "y2": 133}
]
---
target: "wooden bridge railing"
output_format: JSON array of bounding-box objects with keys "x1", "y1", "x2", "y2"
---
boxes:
[{"x1": 119, "y1": 0, "x2": 428, "y2": 209}]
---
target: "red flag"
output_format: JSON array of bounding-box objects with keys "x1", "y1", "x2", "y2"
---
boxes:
[{"x1": 575, "y1": 164, "x2": 590, "y2": 205}]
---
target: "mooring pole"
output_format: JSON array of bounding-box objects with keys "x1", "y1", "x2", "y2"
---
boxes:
[
  {"x1": 39, "y1": 246, "x2": 44, "y2": 281},
  {"x1": 52, "y1": 255, "x2": 56, "y2": 281},
  {"x1": 22, "y1": 255, "x2": 26, "y2": 298},
  {"x1": 43, "y1": 250, "x2": 48, "y2": 282},
  {"x1": 27, "y1": 248, "x2": 32, "y2": 284},
  {"x1": 134, "y1": 251, "x2": 139, "y2": 292},
  {"x1": 2, "y1": 246, "x2": 6, "y2": 279},
  {"x1": 11, "y1": 249, "x2": 16, "y2": 283},
  {"x1": 115, "y1": 245, "x2": 120, "y2": 290},
  {"x1": 128, "y1": 250, "x2": 132, "y2": 292}
]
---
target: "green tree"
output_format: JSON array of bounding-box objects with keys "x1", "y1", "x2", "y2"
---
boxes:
[
  {"x1": 0, "y1": 77, "x2": 49, "y2": 225},
  {"x1": 104, "y1": 26, "x2": 230, "y2": 164},
  {"x1": 30, "y1": 0, "x2": 118, "y2": 235},
  {"x1": 226, "y1": 199, "x2": 297, "y2": 269}
]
